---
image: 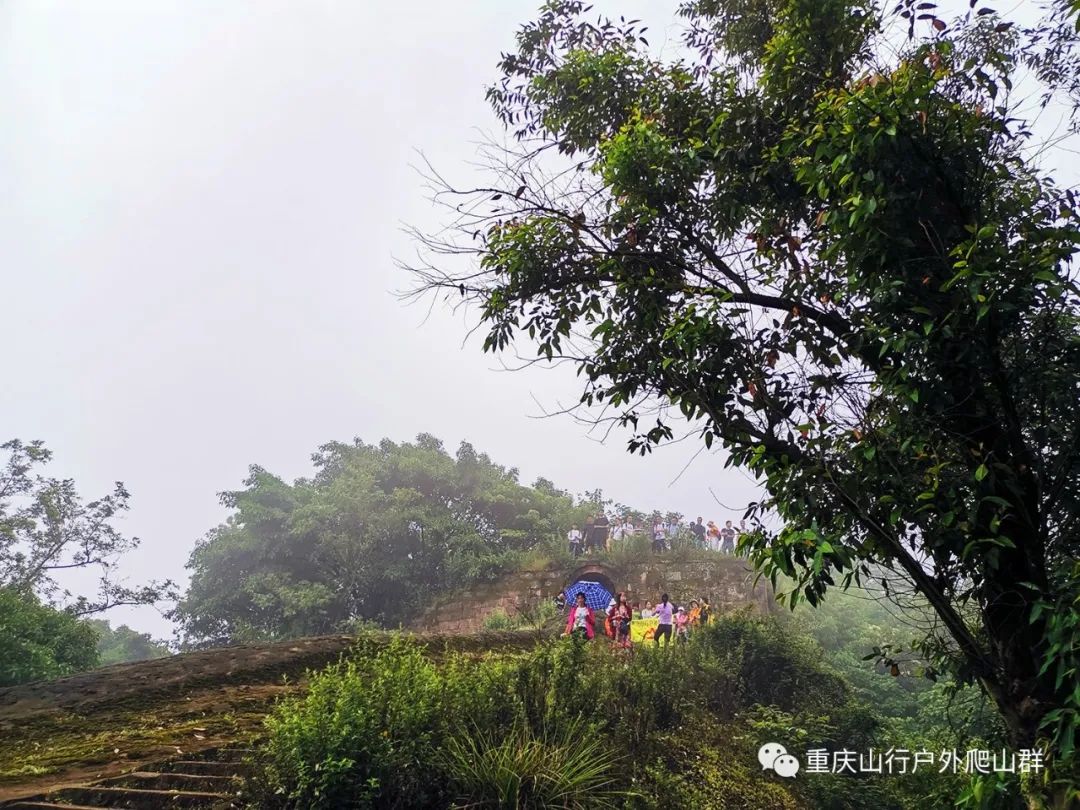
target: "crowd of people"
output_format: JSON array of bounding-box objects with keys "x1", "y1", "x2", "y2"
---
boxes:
[
  {"x1": 566, "y1": 514, "x2": 747, "y2": 556},
  {"x1": 559, "y1": 590, "x2": 713, "y2": 648}
]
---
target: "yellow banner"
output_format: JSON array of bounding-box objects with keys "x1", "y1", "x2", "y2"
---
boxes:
[{"x1": 630, "y1": 617, "x2": 659, "y2": 643}]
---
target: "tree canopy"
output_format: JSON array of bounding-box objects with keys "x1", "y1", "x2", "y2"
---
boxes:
[
  {"x1": 0, "y1": 586, "x2": 100, "y2": 687},
  {"x1": 176, "y1": 434, "x2": 595, "y2": 645},
  {"x1": 409, "y1": 0, "x2": 1080, "y2": 796},
  {"x1": 0, "y1": 439, "x2": 173, "y2": 614}
]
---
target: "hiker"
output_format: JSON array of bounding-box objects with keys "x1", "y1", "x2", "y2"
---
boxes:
[
  {"x1": 567, "y1": 524, "x2": 583, "y2": 557},
  {"x1": 564, "y1": 592, "x2": 595, "y2": 640},
  {"x1": 654, "y1": 593, "x2": 675, "y2": 647},
  {"x1": 720, "y1": 520, "x2": 737, "y2": 554},
  {"x1": 605, "y1": 598, "x2": 617, "y2": 639},
  {"x1": 675, "y1": 606, "x2": 690, "y2": 643},
  {"x1": 640, "y1": 600, "x2": 654, "y2": 619},
  {"x1": 553, "y1": 591, "x2": 567, "y2": 612},
  {"x1": 614, "y1": 591, "x2": 632, "y2": 648},
  {"x1": 706, "y1": 520, "x2": 721, "y2": 552},
  {"x1": 652, "y1": 520, "x2": 667, "y2": 553},
  {"x1": 699, "y1": 597, "x2": 712, "y2": 626},
  {"x1": 688, "y1": 599, "x2": 702, "y2": 628},
  {"x1": 592, "y1": 512, "x2": 610, "y2": 553},
  {"x1": 690, "y1": 516, "x2": 706, "y2": 548},
  {"x1": 611, "y1": 519, "x2": 624, "y2": 546}
]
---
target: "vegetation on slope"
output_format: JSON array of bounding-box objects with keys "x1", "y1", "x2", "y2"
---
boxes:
[{"x1": 255, "y1": 613, "x2": 906, "y2": 809}]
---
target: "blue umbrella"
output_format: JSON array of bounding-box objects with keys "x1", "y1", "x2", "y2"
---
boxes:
[{"x1": 563, "y1": 580, "x2": 613, "y2": 613}]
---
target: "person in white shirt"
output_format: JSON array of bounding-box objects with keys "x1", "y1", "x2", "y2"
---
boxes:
[
  {"x1": 652, "y1": 521, "x2": 667, "y2": 553},
  {"x1": 567, "y1": 525, "x2": 583, "y2": 557}
]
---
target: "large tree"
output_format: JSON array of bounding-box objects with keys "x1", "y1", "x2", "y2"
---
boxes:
[
  {"x1": 176, "y1": 435, "x2": 591, "y2": 644},
  {"x1": 408, "y1": 0, "x2": 1080, "y2": 797}
]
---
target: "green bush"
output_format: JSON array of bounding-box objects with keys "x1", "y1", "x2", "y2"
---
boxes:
[
  {"x1": 481, "y1": 609, "x2": 515, "y2": 632},
  {"x1": 0, "y1": 587, "x2": 99, "y2": 686},
  {"x1": 694, "y1": 611, "x2": 850, "y2": 718},
  {"x1": 259, "y1": 636, "x2": 448, "y2": 808}
]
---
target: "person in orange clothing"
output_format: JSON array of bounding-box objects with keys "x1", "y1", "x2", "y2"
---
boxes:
[{"x1": 687, "y1": 599, "x2": 702, "y2": 628}]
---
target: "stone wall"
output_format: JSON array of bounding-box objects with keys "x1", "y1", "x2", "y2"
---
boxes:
[{"x1": 412, "y1": 555, "x2": 775, "y2": 635}]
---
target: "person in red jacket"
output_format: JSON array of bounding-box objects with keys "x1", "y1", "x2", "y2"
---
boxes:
[
  {"x1": 604, "y1": 598, "x2": 617, "y2": 639},
  {"x1": 564, "y1": 592, "x2": 595, "y2": 640}
]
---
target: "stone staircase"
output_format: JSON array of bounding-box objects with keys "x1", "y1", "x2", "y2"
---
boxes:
[{"x1": 0, "y1": 747, "x2": 253, "y2": 809}]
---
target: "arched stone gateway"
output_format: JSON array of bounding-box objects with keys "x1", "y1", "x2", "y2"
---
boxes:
[
  {"x1": 564, "y1": 563, "x2": 618, "y2": 599},
  {"x1": 412, "y1": 555, "x2": 775, "y2": 635}
]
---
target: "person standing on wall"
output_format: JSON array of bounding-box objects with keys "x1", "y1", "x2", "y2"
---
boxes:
[
  {"x1": 652, "y1": 520, "x2": 667, "y2": 553},
  {"x1": 653, "y1": 593, "x2": 675, "y2": 647},
  {"x1": 583, "y1": 515, "x2": 595, "y2": 556},
  {"x1": 593, "y1": 512, "x2": 610, "y2": 553},
  {"x1": 706, "y1": 520, "x2": 721, "y2": 552},
  {"x1": 567, "y1": 524, "x2": 583, "y2": 557},
  {"x1": 720, "y1": 520, "x2": 743, "y2": 554},
  {"x1": 690, "y1": 517, "x2": 706, "y2": 549}
]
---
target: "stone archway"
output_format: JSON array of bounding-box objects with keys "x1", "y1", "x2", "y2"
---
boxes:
[{"x1": 565, "y1": 563, "x2": 618, "y2": 597}]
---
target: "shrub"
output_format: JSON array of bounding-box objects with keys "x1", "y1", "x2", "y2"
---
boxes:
[
  {"x1": 442, "y1": 718, "x2": 628, "y2": 809},
  {"x1": 258, "y1": 636, "x2": 448, "y2": 808},
  {"x1": 482, "y1": 609, "x2": 515, "y2": 632},
  {"x1": 693, "y1": 611, "x2": 850, "y2": 717}
]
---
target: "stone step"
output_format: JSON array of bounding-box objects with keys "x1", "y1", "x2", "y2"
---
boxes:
[
  {"x1": 47, "y1": 786, "x2": 233, "y2": 809},
  {"x1": 193, "y1": 749, "x2": 254, "y2": 763},
  {"x1": 155, "y1": 761, "x2": 251, "y2": 777},
  {"x1": 97, "y1": 772, "x2": 240, "y2": 793}
]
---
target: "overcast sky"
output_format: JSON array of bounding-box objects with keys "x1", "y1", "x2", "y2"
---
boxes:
[
  {"x1": 0, "y1": 0, "x2": 766, "y2": 638},
  {"x1": 2, "y1": 1, "x2": 1074, "y2": 640}
]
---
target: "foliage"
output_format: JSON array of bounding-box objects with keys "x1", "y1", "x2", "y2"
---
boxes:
[
  {"x1": 176, "y1": 435, "x2": 595, "y2": 644},
  {"x1": 408, "y1": 0, "x2": 1080, "y2": 796},
  {"x1": 482, "y1": 599, "x2": 559, "y2": 633},
  {"x1": 481, "y1": 609, "x2": 515, "y2": 632},
  {"x1": 259, "y1": 636, "x2": 447, "y2": 809},
  {"x1": 0, "y1": 586, "x2": 99, "y2": 686},
  {"x1": 793, "y1": 587, "x2": 1007, "y2": 807},
  {"x1": 441, "y1": 718, "x2": 625, "y2": 809},
  {"x1": 0, "y1": 439, "x2": 173, "y2": 615},
  {"x1": 86, "y1": 619, "x2": 169, "y2": 666},
  {"x1": 257, "y1": 613, "x2": 907, "y2": 809}
]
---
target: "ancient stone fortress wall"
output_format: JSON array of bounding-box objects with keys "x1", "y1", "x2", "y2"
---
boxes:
[{"x1": 412, "y1": 555, "x2": 776, "y2": 635}]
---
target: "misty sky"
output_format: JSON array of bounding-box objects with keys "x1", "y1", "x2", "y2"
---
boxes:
[
  {"x1": 2, "y1": 1, "x2": 1073, "y2": 639},
  {"x1": 1, "y1": 0, "x2": 765, "y2": 638}
]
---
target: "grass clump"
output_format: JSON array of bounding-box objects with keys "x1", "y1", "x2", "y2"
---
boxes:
[{"x1": 442, "y1": 718, "x2": 623, "y2": 809}]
